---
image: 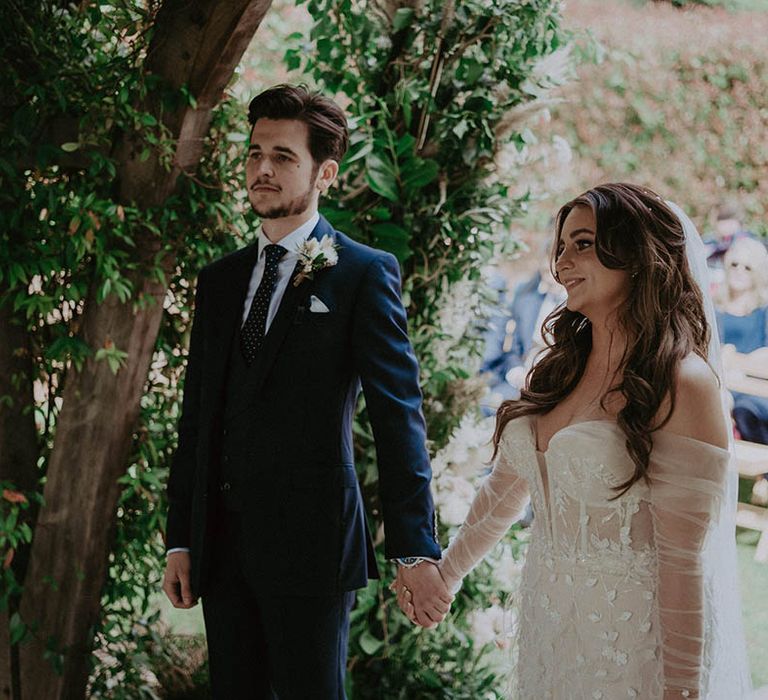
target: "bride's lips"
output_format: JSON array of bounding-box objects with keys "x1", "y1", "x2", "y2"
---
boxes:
[{"x1": 561, "y1": 277, "x2": 584, "y2": 291}]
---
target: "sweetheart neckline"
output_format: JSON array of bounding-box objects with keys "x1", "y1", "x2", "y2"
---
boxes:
[
  {"x1": 532, "y1": 418, "x2": 615, "y2": 454},
  {"x1": 529, "y1": 417, "x2": 730, "y2": 456}
]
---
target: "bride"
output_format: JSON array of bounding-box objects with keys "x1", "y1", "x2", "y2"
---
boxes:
[{"x1": 396, "y1": 184, "x2": 752, "y2": 698}]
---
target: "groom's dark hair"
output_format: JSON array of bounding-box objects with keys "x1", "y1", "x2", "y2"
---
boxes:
[{"x1": 248, "y1": 84, "x2": 349, "y2": 165}]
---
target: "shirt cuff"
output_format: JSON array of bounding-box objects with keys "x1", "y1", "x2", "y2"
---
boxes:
[{"x1": 167, "y1": 547, "x2": 190, "y2": 556}]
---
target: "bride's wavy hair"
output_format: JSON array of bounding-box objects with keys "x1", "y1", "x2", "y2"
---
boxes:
[{"x1": 492, "y1": 183, "x2": 711, "y2": 494}]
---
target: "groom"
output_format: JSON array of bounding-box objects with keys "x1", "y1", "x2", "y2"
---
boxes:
[{"x1": 162, "y1": 84, "x2": 453, "y2": 698}]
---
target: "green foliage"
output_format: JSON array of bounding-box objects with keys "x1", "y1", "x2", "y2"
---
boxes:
[
  {"x1": 290, "y1": 0, "x2": 570, "y2": 694},
  {"x1": 0, "y1": 484, "x2": 39, "y2": 647},
  {"x1": 537, "y1": 5, "x2": 768, "y2": 236},
  {"x1": 1, "y1": 2, "x2": 248, "y2": 696}
]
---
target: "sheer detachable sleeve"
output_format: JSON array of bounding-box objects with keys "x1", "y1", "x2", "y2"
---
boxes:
[
  {"x1": 439, "y1": 436, "x2": 530, "y2": 593},
  {"x1": 647, "y1": 432, "x2": 729, "y2": 699}
]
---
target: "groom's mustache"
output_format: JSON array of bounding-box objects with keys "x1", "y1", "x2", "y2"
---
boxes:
[{"x1": 251, "y1": 180, "x2": 281, "y2": 191}]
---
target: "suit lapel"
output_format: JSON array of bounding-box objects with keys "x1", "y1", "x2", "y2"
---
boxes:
[
  {"x1": 227, "y1": 216, "x2": 337, "y2": 416},
  {"x1": 208, "y1": 241, "x2": 260, "y2": 399}
]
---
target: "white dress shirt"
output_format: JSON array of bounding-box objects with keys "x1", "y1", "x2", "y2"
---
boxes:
[
  {"x1": 241, "y1": 212, "x2": 320, "y2": 329},
  {"x1": 166, "y1": 213, "x2": 319, "y2": 557}
]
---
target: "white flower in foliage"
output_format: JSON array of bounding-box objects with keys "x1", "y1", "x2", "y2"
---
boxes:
[
  {"x1": 435, "y1": 475, "x2": 476, "y2": 526},
  {"x1": 467, "y1": 604, "x2": 508, "y2": 649}
]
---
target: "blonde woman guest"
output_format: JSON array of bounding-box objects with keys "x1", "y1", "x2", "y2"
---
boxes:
[{"x1": 716, "y1": 236, "x2": 768, "y2": 502}]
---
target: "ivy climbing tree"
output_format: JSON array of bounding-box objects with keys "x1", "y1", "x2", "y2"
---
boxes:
[{"x1": 0, "y1": 2, "x2": 272, "y2": 698}]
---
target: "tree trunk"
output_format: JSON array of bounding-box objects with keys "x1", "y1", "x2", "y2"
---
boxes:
[
  {"x1": 14, "y1": 1, "x2": 273, "y2": 697},
  {"x1": 0, "y1": 287, "x2": 38, "y2": 700}
]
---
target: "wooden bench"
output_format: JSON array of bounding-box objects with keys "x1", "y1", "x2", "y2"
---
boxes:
[{"x1": 735, "y1": 439, "x2": 768, "y2": 563}]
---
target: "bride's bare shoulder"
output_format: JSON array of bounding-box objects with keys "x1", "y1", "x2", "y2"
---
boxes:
[{"x1": 661, "y1": 353, "x2": 729, "y2": 449}]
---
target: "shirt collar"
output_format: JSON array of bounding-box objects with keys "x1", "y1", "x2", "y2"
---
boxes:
[{"x1": 257, "y1": 212, "x2": 320, "y2": 259}]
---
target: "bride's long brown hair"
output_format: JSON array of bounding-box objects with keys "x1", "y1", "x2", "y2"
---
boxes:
[{"x1": 493, "y1": 183, "x2": 711, "y2": 494}]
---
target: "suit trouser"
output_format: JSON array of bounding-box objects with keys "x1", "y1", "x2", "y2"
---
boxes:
[{"x1": 202, "y1": 508, "x2": 355, "y2": 700}]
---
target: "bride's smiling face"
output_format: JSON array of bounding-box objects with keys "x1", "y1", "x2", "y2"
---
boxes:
[{"x1": 555, "y1": 205, "x2": 631, "y2": 320}]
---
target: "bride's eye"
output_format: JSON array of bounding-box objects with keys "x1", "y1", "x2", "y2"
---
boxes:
[{"x1": 575, "y1": 239, "x2": 593, "y2": 250}]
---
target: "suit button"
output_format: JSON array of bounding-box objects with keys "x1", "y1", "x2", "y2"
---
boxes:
[
  {"x1": 223, "y1": 429, "x2": 228, "y2": 436},
  {"x1": 220, "y1": 482, "x2": 231, "y2": 492},
  {"x1": 223, "y1": 455, "x2": 230, "y2": 463}
]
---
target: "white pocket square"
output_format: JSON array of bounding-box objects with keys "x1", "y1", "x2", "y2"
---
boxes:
[{"x1": 309, "y1": 295, "x2": 330, "y2": 313}]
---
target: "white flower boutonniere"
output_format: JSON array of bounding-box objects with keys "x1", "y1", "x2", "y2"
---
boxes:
[{"x1": 293, "y1": 235, "x2": 339, "y2": 286}]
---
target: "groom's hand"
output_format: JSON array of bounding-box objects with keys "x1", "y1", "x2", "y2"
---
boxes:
[
  {"x1": 163, "y1": 551, "x2": 198, "y2": 609},
  {"x1": 395, "y1": 562, "x2": 453, "y2": 629}
]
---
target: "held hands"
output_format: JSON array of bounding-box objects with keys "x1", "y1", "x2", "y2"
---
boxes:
[
  {"x1": 162, "y1": 551, "x2": 199, "y2": 609},
  {"x1": 389, "y1": 562, "x2": 453, "y2": 629}
]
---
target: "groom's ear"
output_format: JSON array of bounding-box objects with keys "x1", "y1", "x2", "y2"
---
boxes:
[{"x1": 316, "y1": 159, "x2": 339, "y2": 193}]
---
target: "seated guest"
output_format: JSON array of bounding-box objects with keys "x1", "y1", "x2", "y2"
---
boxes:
[
  {"x1": 705, "y1": 201, "x2": 752, "y2": 267},
  {"x1": 715, "y1": 237, "x2": 768, "y2": 503},
  {"x1": 479, "y1": 246, "x2": 565, "y2": 414},
  {"x1": 705, "y1": 202, "x2": 757, "y2": 300}
]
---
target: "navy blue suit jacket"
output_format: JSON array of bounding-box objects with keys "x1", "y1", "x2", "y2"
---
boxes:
[{"x1": 166, "y1": 215, "x2": 440, "y2": 596}]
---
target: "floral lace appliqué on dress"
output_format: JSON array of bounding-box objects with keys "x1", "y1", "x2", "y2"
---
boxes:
[{"x1": 440, "y1": 416, "x2": 732, "y2": 700}]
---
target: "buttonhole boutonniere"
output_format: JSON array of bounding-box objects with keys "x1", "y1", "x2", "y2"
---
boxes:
[{"x1": 293, "y1": 235, "x2": 339, "y2": 286}]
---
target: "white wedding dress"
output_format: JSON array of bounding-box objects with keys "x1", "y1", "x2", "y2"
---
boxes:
[{"x1": 440, "y1": 414, "x2": 752, "y2": 699}]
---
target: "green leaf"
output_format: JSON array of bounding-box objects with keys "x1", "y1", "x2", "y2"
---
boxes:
[
  {"x1": 358, "y1": 630, "x2": 383, "y2": 655},
  {"x1": 420, "y1": 668, "x2": 442, "y2": 687},
  {"x1": 369, "y1": 207, "x2": 392, "y2": 221},
  {"x1": 5, "y1": 511, "x2": 17, "y2": 532},
  {"x1": 365, "y1": 154, "x2": 399, "y2": 202},
  {"x1": 461, "y1": 59, "x2": 485, "y2": 85},
  {"x1": 395, "y1": 133, "x2": 416, "y2": 157},
  {"x1": 95, "y1": 346, "x2": 129, "y2": 375},
  {"x1": 9, "y1": 612, "x2": 26, "y2": 645},
  {"x1": 371, "y1": 222, "x2": 411, "y2": 262},
  {"x1": 344, "y1": 140, "x2": 373, "y2": 165},
  {"x1": 392, "y1": 7, "x2": 414, "y2": 33},
  {"x1": 402, "y1": 159, "x2": 439, "y2": 189},
  {"x1": 60, "y1": 142, "x2": 80, "y2": 152}
]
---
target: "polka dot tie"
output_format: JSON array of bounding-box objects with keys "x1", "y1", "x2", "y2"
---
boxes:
[{"x1": 240, "y1": 243, "x2": 287, "y2": 364}]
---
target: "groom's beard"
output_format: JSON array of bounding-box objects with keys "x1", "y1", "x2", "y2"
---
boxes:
[{"x1": 250, "y1": 167, "x2": 318, "y2": 220}]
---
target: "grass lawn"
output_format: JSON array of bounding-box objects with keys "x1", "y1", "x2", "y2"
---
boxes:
[
  {"x1": 154, "y1": 592, "x2": 206, "y2": 636},
  {"x1": 738, "y1": 528, "x2": 768, "y2": 689}
]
